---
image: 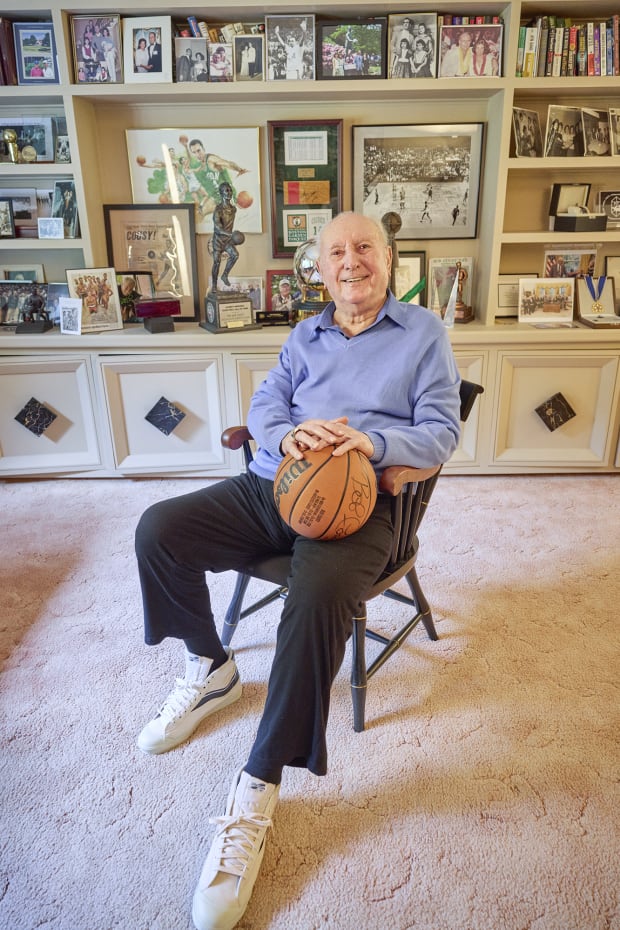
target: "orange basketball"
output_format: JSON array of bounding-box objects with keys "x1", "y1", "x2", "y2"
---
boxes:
[
  {"x1": 273, "y1": 446, "x2": 377, "y2": 540},
  {"x1": 236, "y1": 190, "x2": 253, "y2": 209}
]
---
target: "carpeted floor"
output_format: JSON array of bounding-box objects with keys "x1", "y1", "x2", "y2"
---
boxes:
[{"x1": 1, "y1": 475, "x2": 619, "y2": 930}]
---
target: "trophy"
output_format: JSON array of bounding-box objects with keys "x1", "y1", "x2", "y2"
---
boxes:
[
  {"x1": 290, "y1": 238, "x2": 331, "y2": 326},
  {"x1": 454, "y1": 261, "x2": 474, "y2": 323}
]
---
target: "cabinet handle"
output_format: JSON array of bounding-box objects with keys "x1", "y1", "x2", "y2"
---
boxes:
[
  {"x1": 14, "y1": 397, "x2": 58, "y2": 436},
  {"x1": 144, "y1": 397, "x2": 186, "y2": 435},
  {"x1": 534, "y1": 392, "x2": 576, "y2": 431}
]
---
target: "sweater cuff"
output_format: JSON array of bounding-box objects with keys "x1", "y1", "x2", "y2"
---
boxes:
[{"x1": 366, "y1": 430, "x2": 385, "y2": 464}]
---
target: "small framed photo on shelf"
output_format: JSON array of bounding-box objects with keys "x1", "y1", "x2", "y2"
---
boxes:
[
  {"x1": 316, "y1": 18, "x2": 387, "y2": 80},
  {"x1": 512, "y1": 107, "x2": 543, "y2": 157},
  {"x1": 233, "y1": 35, "x2": 264, "y2": 81},
  {"x1": 262, "y1": 269, "x2": 299, "y2": 325},
  {"x1": 70, "y1": 14, "x2": 123, "y2": 83},
  {"x1": 225, "y1": 275, "x2": 264, "y2": 319},
  {"x1": 1, "y1": 188, "x2": 37, "y2": 228},
  {"x1": 517, "y1": 278, "x2": 574, "y2": 324},
  {"x1": 37, "y1": 217, "x2": 64, "y2": 239},
  {"x1": 122, "y1": 16, "x2": 172, "y2": 83},
  {"x1": 12, "y1": 22, "x2": 59, "y2": 85},
  {"x1": 581, "y1": 108, "x2": 611, "y2": 156},
  {"x1": 51, "y1": 181, "x2": 79, "y2": 239},
  {"x1": 265, "y1": 15, "x2": 315, "y2": 81},
  {"x1": 268, "y1": 119, "x2": 342, "y2": 258},
  {"x1": 496, "y1": 273, "x2": 538, "y2": 317},
  {"x1": 544, "y1": 105, "x2": 584, "y2": 157},
  {"x1": 174, "y1": 38, "x2": 209, "y2": 82},
  {"x1": 609, "y1": 108, "x2": 620, "y2": 156},
  {"x1": 543, "y1": 250, "x2": 596, "y2": 278},
  {"x1": 0, "y1": 199, "x2": 16, "y2": 238},
  {"x1": 438, "y1": 24, "x2": 502, "y2": 77},
  {"x1": 115, "y1": 271, "x2": 156, "y2": 323},
  {"x1": 45, "y1": 282, "x2": 70, "y2": 325},
  {"x1": 55, "y1": 136, "x2": 71, "y2": 163},
  {"x1": 388, "y1": 13, "x2": 437, "y2": 79},
  {"x1": 353, "y1": 122, "x2": 484, "y2": 239},
  {"x1": 394, "y1": 251, "x2": 426, "y2": 303},
  {"x1": 66, "y1": 267, "x2": 124, "y2": 334},
  {"x1": 597, "y1": 190, "x2": 620, "y2": 228},
  {"x1": 208, "y1": 42, "x2": 233, "y2": 82},
  {"x1": 0, "y1": 116, "x2": 54, "y2": 163},
  {"x1": 428, "y1": 257, "x2": 473, "y2": 319},
  {"x1": 575, "y1": 276, "x2": 619, "y2": 328},
  {"x1": 1, "y1": 264, "x2": 45, "y2": 282}
]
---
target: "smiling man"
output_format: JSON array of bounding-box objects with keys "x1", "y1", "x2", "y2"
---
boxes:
[{"x1": 134, "y1": 211, "x2": 460, "y2": 930}]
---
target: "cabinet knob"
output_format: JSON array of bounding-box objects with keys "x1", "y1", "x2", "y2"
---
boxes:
[
  {"x1": 14, "y1": 397, "x2": 57, "y2": 436},
  {"x1": 144, "y1": 397, "x2": 186, "y2": 435}
]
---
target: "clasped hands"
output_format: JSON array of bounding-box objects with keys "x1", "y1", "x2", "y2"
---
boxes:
[{"x1": 281, "y1": 417, "x2": 373, "y2": 461}]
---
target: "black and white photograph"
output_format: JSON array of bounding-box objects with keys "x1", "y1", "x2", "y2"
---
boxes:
[
  {"x1": 317, "y1": 19, "x2": 386, "y2": 80},
  {"x1": 265, "y1": 15, "x2": 315, "y2": 81},
  {"x1": 70, "y1": 13, "x2": 122, "y2": 83},
  {"x1": 233, "y1": 35, "x2": 264, "y2": 81},
  {"x1": 45, "y1": 282, "x2": 70, "y2": 325},
  {"x1": 174, "y1": 38, "x2": 208, "y2": 82},
  {"x1": 37, "y1": 217, "x2": 64, "y2": 239},
  {"x1": 59, "y1": 297, "x2": 83, "y2": 335},
  {"x1": 609, "y1": 107, "x2": 620, "y2": 156},
  {"x1": 581, "y1": 108, "x2": 611, "y2": 156},
  {"x1": 598, "y1": 190, "x2": 620, "y2": 228},
  {"x1": 512, "y1": 107, "x2": 543, "y2": 157},
  {"x1": 1, "y1": 188, "x2": 37, "y2": 227},
  {"x1": 55, "y1": 135, "x2": 71, "y2": 163},
  {"x1": 353, "y1": 123, "x2": 484, "y2": 239},
  {"x1": 544, "y1": 105, "x2": 585, "y2": 157},
  {"x1": 51, "y1": 180, "x2": 79, "y2": 238},
  {"x1": 0, "y1": 198, "x2": 15, "y2": 238},
  {"x1": 388, "y1": 13, "x2": 437, "y2": 78},
  {"x1": 439, "y1": 24, "x2": 502, "y2": 77}
]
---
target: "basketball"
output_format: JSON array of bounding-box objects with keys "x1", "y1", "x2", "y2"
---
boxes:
[
  {"x1": 236, "y1": 190, "x2": 253, "y2": 209},
  {"x1": 231, "y1": 230, "x2": 245, "y2": 245},
  {"x1": 273, "y1": 446, "x2": 377, "y2": 540}
]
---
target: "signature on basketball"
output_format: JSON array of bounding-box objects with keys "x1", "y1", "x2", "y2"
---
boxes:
[{"x1": 332, "y1": 475, "x2": 375, "y2": 539}]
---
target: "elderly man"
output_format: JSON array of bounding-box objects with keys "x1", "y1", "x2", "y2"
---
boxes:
[{"x1": 134, "y1": 211, "x2": 460, "y2": 930}]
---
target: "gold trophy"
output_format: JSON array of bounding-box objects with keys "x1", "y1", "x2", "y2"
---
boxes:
[{"x1": 454, "y1": 260, "x2": 474, "y2": 323}]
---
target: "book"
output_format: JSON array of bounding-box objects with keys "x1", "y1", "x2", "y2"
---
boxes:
[
  {"x1": 593, "y1": 22, "x2": 601, "y2": 76},
  {"x1": 0, "y1": 17, "x2": 18, "y2": 85},
  {"x1": 537, "y1": 18, "x2": 549, "y2": 76},
  {"x1": 516, "y1": 24, "x2": 527, "y2": 76},
  {"x1": 187, "y1": 16, "x2": 201, "y2": 38},
  {"x1": 545, "y1": 26, "x2": 556, "y2": 76},
  {"x1": 586, "y1": 21, "x2": 595, "y2": 76},
  {"x1": 551, "y1": 26, "x2": 564, "y2": 76},
  {"x1": 560, "y1": 24, "x2": 570, "y2": 75},
  {"x1": 567, "y1": 25, "x2": 579, "y2": 77},
  {"x1": 522, "y1": 24, "x2": 540, "y2": 77}
]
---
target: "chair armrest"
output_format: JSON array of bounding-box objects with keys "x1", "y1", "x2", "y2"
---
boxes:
[
  {"x1": 379, "y1": 464, "x2": 441, "y2": 496},
  {"x1": 221, "y1": 426, "x2": 253, "y2": 451}
]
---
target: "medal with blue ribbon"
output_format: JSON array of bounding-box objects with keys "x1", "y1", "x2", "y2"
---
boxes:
[{"x1": 584, "y1": 275, "x2": 606, "y2": 314}]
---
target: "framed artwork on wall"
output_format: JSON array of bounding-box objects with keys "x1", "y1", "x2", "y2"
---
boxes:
[{"x1": 353, "y1": 122, "x2": 484, "y2": 239}]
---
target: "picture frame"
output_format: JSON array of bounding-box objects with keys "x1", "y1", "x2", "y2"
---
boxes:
[
  {"x1": 394, "y1": 250, "x2": 426, "y2": 303},
  {"x1": 581, "y1": 108, "x2": 610, "y2": 156},
  {"x1": 497, "y1": 273, "x2": 538, "y2": 317},
  {"x1": 316, "y1": 18, "x2": 387, "y2": 80},
  {"x1": 66, "y1": 267, "x2": 124, "y2": 334},
  {"x1": 45, "y1": 282, "x2": 70, "y2": 325},
  {"x1": 0, "y1": 199, "x2": 16, "y2": 238},
  {"x1": 0, "y1": 280, "x2": 48, "y2": 325},
  {"x1": 37, "y1": 217, "x2": 64, "y2": 239},
  {"x1": 265, "y1": 15, "x2": 315, "y2": 81},
  {"x1": 0, "y1": 188, "x2": 37, "y2": 227},
  {"x1": 388, "y1": 13, "x2": 437, "y2": 79},
  {"x1": 438, "y1": 24, "x2": 502, "y2": 77},
  {"x1": 428, "y1": 257, "x2": 473, "y2": 318},
  {"x1": 518, "y1": 278, "x2": 575, "y2": 323},
  {"x1": 174, "y1": 38, "x2": 209, "y2": 82},
  {"x1": 125, "y1": 128, "x2": 262, "y2": 235},
  {"x1": 208, "y1": 43, "x2": 233, "y2": 82},
  {"x1": 262, "y1": 269, "x2": 299, "y2": 324},
  {"x1": 575, "y1": 276, "x2": 618, "y2": 327},
  {"x1": 268, "y1": 119, "x2": 342, "y2": 258},
  {"x1": 543, "y1": 250, "x2": 596, "y2": 278},
  {"x1": 0, "y1": 116, "x2": 54, "y2": 163},
  {"x1": 51, "y1": 180, "x2": 80, "y2": 239},
  {"x1": 115, "y1": 271, "x2": 156, "y2": 323},
  {"x1": 512, "y1": 107, "x2": 543, "y2": 157},
  {"x1": 605, "y1": 256, "x2": 620, "y2": 311},
  {"x1": 70, "y1": 13, "x2": 123, "y2": 83},
  {"x1": 59, "y1": 297, "x2": 83, "y2": 335},
  {"x1": 12, "y1": 22, "x2": 59, "y2": 85},
  {"x1": 1, "y1": 264, "x2": 45, "y2": 282},
  {"x1": 233, "y1": 34, "x2": 264, "y2": 81},
  {"x1": 353, "y1": 122, "x2": 484, "y2": 239},
  {"x1": 225, "y1": 275, "x2": 264, "y2": 319},
  {"x1": 122, "y1": 16, "x2": 172, "y2": 84},
  {"x1": 103, "y1": 203, "x2": 199, "y2": 321},
  {"x1": 597, "y1": 190, "x2": 620, "y2": 228},
  {"x1": 544, "y1": 105, "x2": 584, "y2": 157},
  {"x1": 609, "y1": 108, "x2": 620, "y2": 156},
  {"x1": 55, "y1": 135, "x2": 71, "y2": 163}
]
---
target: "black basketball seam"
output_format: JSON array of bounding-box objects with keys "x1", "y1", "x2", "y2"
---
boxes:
[{"x1": 315, "y1": 452, "x2": 351, "y2": 540}]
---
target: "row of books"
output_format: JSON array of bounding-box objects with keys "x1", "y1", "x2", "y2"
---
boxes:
[
  {"x1": 517, "y1": 15, "x2": 620, "y2": 77},
  {"x1": 174, "y1": 18, "x2": 264, "y2": 45}
]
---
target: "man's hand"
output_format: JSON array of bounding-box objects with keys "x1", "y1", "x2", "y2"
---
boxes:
[{"x1": 281, "y1": 417, "x2": 374, "y2": 462}]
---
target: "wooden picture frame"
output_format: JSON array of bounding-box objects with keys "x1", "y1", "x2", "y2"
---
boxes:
[
  {"x1": 316, "y1": 18, "x2": 387, "y2": 80},
  {"x1": 265, "y1": 15, "x2": 315, "y2": 81},
  {"x1": 70, "y1": 13, "x2": 123, "y2": 83},
  {"x1": 65, "y1": 267, "x2": 124, "y2": 334},
  {"x1": 394, "y1": 250, "x2": 426, "y2": 303},
  {"x1": 12, "y1": 21, "x2": 59, "y2": 85},
  {"x1": 518, "y1": 277, "x2": 574, "y2": 324},
  {"x1": 233, "y1": 35, "x2": 264, "y2": 81},
  {"x1": 353, "y1": 122, "x2": 484, "y2": 239},
  {"x1": 388, "y1": 13, "x2": 437, "y2": 79},
  {"x1": 103, "y1": 203, "x2": 199, "y2": 321},
  {"x1": 0, "y1": 199, "x2": 15, "y2": 238},
  {"x1": 268, "y1": 119, "x2": 342, "y2": 258},
  {"x1": 122, "y1": 16, "x2": 172, "y2": 84},
  {"x1": 439, "y1": 24, "x2": 502, "y2": 77},
  {"x1": 261, "y1": 269, "x2": 299, "y2": 325}
]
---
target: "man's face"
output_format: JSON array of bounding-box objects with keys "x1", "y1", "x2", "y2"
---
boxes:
[
  {"x1": 317, "y1": 214, "x2": 391, "y2": 313},
  {"x1": 458, "y1": 32, "x2": 472, "y2": 49},
  {"x1": 279, "y1": 282, "x2": 291, "y2": 297},
  {"x1": 189, "y1": 141, "x2": 206, "y2": 162},
  {"x1": 149, "y1": 33, "x2": 156, "y2": 44}
]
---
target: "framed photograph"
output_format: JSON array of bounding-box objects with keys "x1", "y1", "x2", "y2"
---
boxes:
[
  {"x1": 122, "y1": 16, "x2": 172, "y2": 84},
  {"x1": 66, "y1": 267, "x2": 123, "y2": 334},
  {"x1": 0, "y1": 199, "x2": 15, "y2": 238},
  {"x1": 317, "y1": 18, "x2": 387, "y2": 80},
  {"x1": 71, "y1": 14, "x2": 123, "y2": 83},
  {"x1": 262, "y1": 269, "x2": 299, "y2": 324},
  {"x1": 512, "y1": 107, "x2": 543, "y2": 157},
  {"x1": 0, "y1": 280, "x2": 48, "y2": 325},
  {"x1": 543, "y1": 250, "x2": 596, "y2": 278},
  {"x1": 59, "y1": 297, "x2": 83, "y2": 335},
  {"x1": 268, "y1": 119, "x2": 342, "y2": 258},
  {"x1": 265, "y1": 15, "x2": 315, "y2": 81},
  {"x1": 605, "y1": 256, "x2": 620, "y2": 308},
  {"x1": 45, "y1": 282, "x2": 70, "y2": 325},
  {"x1": 55, "y1": 135, "x2": 71, "y2": 163},
  {"x1": 0, "y1": 116, "x2": 54, "y2": 163},
  {"x1": 581, "y1": 108, "x2": 610, "y2": 156},
  {"x1": 125, "y1": 128, "x2": 262, "y2": 235},
  {"x1": 518, "y1": 278, "x2": 574, "y2": 323},
  {"x1": 353, "y1": 122, "x2": 484, "y2": 239},
  {"x1": 609, "y1": 108, "x2": 620, "y2": 156},
  {"x1": 597, "y1": 190, "x2": 620, "y2": 228},
  {"x1": 12, "y1": 22, "x2": 59, "y2": 85},
  {"x1": 233, "y1": 35, "x2": 264, "y2": 81},
  {"x1": 226, "y1": 275, "x2": 264, "y2": 319},
  {"x1": 103, "y1": 203, "x2": 199, "y2": 321},
  {"x1": 115, "y1": 271, "x2": 156, "y2": 323},
  {"x1": 38, "y1": 217, "x2": 64, "y2": 239},
  {"x1": 497, "y1": 273, "x2": 538, "y2": 317},
  {"x1": 208, "y1": 43, "x2": 233, "y2": 82},
  {"x1": 1, "y1": 264, "x2": 45, "y2": 282},
  {"x1": 544, "y1": 105, "x2": 584, "y2": 157},
  {"x1": 576, "y1": 276, "x2": 618, "y2": 326},
  {"x1": 51, "y1": 181, "x2": 79, "y2": 239},
  {"x1": 174, "y1": 38, "x2": 209, "y2": 82},
  {"x1": 394, "y1": 251, "x2": 426, "y2": 303},
  {"x1": 439, "y1": 24, "x2": 502, "y2": 77},
  {"x1": 388, "y1": 13, "x2": 437, "y2": 79},
  {"x1": 0, "y1": 188, "x2": 37, "y2": 227},
  {"x1": 428, "y1": 257, "x2": 473, "y2": 317},
  {"x1": 36, "y1": 188, "x2": 54, "y2": 218}
]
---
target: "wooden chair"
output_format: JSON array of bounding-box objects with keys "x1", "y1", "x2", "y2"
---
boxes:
[{"x1": 219, "y1": 379, "x2": 484, "y2": 732}]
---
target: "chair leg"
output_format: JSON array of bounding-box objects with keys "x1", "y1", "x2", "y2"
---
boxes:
[
  {"x1": 405, "y1": 566, "x2": 438, "y2": 641},
  {"x1": 351, "y1": 605, "x2": 368, "y2": 732},
  {"x1": 221, "y1": 572, "x2": 252, "y2": 647}
]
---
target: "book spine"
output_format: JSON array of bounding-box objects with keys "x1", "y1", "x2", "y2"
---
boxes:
[
  {"x1": 187, "y1": 16, "x2": 201, "y2": 38},
  {"x1": 576, "y1": 25, "x2": 587, "y2": 75},
  {"x1": 516, "y1": 24, "x2": 526, "y2": 77},
  {"x1": 593, "y1": 23, "x2": 601, "y2": 76},
  {"x1": 197, "y1": 21, "x2": 209, "y2": 39},
  {"x1": 537, "y1": 18, "x2": 549, "y2": 77},
  {"x1": 613, "y1": 14, "x2": 620, "y2": 76},
  {"x1": 606, "y1": 25, "x2": 614, "y2": 75},
  {"x1": 552, "y1": 26, "x2": 564, "y2": 76},
  {"x1": 599, "y1": 21, "x2": 607, "y2": 75},
  {"x1": 545, "y1": 26, "x2": 556, "y2": 76},
  {"x1": 522, "y1": 25, "x2": 538, "y2": 78},
  {"x1": 586, "y1": 21, "x2": 595, "y2": 75},
  {"x1": 560, "y1": 25, "x2": 570, "y2": 75},
  {"x1": 567, "y1": 25, "x2": 578, "y2": 76}
]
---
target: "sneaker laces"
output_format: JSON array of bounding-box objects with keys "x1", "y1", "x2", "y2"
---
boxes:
[
  {"x1": 156, "y1": 677, "x2": 204, "y2": 723},
  {"x1": 208, "y1": 812, "x2": 273, "y2": 878}
]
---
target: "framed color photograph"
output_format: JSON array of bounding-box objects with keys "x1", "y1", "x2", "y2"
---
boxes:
[
  {"x1": 543, "y1": 250, "x2": 596, "y2": 278},
  {"x1": 122, "y1": 16, "x2": 172, "y2": 83},
  {"x1": 317, "y1": 18, "x2": 387, "y2": 80},
  {"x1": 394, "y1": 251, "x2": 426, "y2": 303},
  {"x1": 512, "y1": 107, "x2": 543, "y2": 157},
  {"x1": 265, "y1": 15, "x2": 315, "y2": 81},
  {"x1": 208, "y1": 43, "x2": 233, "y2": 82},
  {"x1": 261, "y1": 269, "x2": 299, "y2": 324},
  {"x1": 51, "y1": 181, "x2": 79, "y2": 238},
  {"x1": 439, "y1": 24, "x2": 502, "y2": 77},
  {"x1": 0, "y1": 199, "x2": 15, "y2": 238},
  {"x1": 66, "y1": 268, "x2": 124, "y2": 334},
  {"x1": 233, "y1": 35, "x2": 264, "y2": 81},
  {"x1": 115, "y1": 271, "x2": 156, "y2": 323},
  {"x1": 268, "y1": 119, "x2": 342, "y2": 258},
  {"x1": 125, "y1": 128, "x2": 262, "y2": 235},
  {"x1": 45, "y1": 282, "x2": 70, "y2": 324},
  {"x1": 1, "y1": 263, "x2": 44, "y2": 282},
  {"x1": 428, "y1": 257, "x2": 473, "y2": 317},
  {"x1": 70, "y1": 14, "x2": 122, "y2": 83},
  {"x1": 174, "y1": 38, "x2": 209, "y2": 82},
  {"x1": 0, "y1": 116, "x2": 54, "y2": 163},
  {"x1": 388, "y1": 13, "x2": 437, "y2": 78},
  {"x1": 544, "y1": 105, "x2": 584, "y2": 157},
  {"x1": 12, "y1": 22, "x2": 59, "y2": 84},
  {"x1": 518, "y1": 278, "x2": 574, "y2": 323},
  {"x1": 103, "y1": 204, "x2": 199, "y2": 321},
  {"x1": 353, "y1": 123, "x2": 484, "y2": 239}
]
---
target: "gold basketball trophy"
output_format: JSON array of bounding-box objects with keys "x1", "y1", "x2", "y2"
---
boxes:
[
  {"x1": 454, "y1": 260, "x2": 474, "y2": 323},
  {"x1": 291, "y1": 238, "x2": 331, "y2": 326}
]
